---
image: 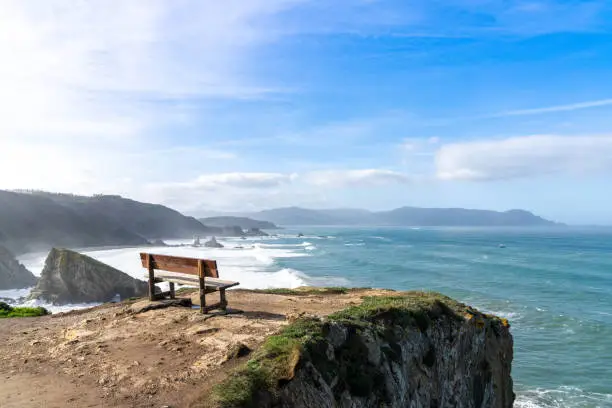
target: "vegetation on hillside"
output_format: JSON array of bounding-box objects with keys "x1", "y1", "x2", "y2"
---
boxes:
[{"x1": 0, "y1": 302, "x2": 49, "y2": 318}]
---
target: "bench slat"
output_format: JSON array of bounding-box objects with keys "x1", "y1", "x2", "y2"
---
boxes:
[
  {"x1": 147, "y1": 271, "x2": 239, "y2": 290},
  {"x1": 140, "y1": 253, "x2": 218, "y2": 278}
]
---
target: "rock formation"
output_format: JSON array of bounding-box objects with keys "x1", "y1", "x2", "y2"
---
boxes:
[
  {"x1": 244, "y1": 227, "x2": 269, "y2": 237},
  {"x1": 212, "y1": 292, "x2": 514, "y2": 408},
  {"x1": 0, "y1": 245, "x2": 37, "y2": 289},
  {"x1": 29, "y1": 248, "x2": 149, "y2": 305},
  {"x1": 204, "y1": 237, "x2": 224, "y2": 248}
]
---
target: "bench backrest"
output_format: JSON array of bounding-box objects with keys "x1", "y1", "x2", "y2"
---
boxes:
[{"x1": 139, "y1": 253, "x2": 219, "y2": 278}]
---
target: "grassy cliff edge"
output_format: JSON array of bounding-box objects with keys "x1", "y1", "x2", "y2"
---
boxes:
[{"x1": 210, "y1": 290, "x2": 511, "y2": 407}]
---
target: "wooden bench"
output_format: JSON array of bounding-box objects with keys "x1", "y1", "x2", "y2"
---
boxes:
[{"x1": 140, "y1": 253, "x2": 239, "y2": 313}]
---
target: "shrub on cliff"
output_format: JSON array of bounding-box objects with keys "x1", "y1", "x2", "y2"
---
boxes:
[{"x1": 0, "y1": 302, "x2": 49, "y2": 318}]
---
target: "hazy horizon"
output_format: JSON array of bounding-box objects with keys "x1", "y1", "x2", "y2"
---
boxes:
[
  {"x1": 1, "y1": 188, "x2": 602, "y2": 226},
  {"x1": 2, "y1": 2, "x2": 612, "y2": 225}
]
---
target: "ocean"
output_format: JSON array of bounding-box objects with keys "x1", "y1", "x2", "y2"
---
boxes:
[{"x1": 4, "y1": 227, "x2": 612, "y2": 407}]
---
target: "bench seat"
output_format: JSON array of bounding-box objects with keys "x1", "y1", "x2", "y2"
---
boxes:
[
  {"x1": 148, "y1": 271, "x2": 240, "y2": 290},
  {"x1": 140, "y1": 253, "x2": 239, "y2": 313}
]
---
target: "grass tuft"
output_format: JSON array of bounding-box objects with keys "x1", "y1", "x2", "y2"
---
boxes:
[
  {"x1": 212, "y1": 317, "x2": 324, "y2": 407},
  {"x1": 0, "y1": 302, "x2": 50, "y2": 318},
  {"x1": 328, "y1": 291, "x2": 465, "y2": 330}
]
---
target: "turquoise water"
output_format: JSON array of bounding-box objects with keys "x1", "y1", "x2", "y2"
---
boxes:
[{"x1": 272, "y1": 227, "x2": 612, "y2": 408}]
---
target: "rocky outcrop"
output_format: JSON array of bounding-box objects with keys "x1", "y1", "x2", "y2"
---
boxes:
[
  {"x1": 212, "y1": 292, "x2": 514, "y2": 408},
  {"x1": 0, "y1": 246, "x2": 37, "y2": 289},
  {"x1": 204, "y1": 237, "x2": 224, "y2": 248},
  {"x1": 29, "y1": 248, "x2": 149, "y2": 305},
  {"x1": 199, "y1": 216, "x2": 279, "y2": 230},
  {"x1": 244, "y1": 227, "x2": 269, "y2": 237}
]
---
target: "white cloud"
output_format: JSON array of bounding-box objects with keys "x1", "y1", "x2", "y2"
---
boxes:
[
  {"x1": 436, "y1": 135, "x2": 612, "y2": 181},
  {"x1": 305, "y1": 169, "x2": 411, "y2": 187},
  {"x1": 0, "y1": 0, "x2": 303, "y2": 195},
  {"x1": 0, "y1": 0, "x2": 302, "y2": 143},
  {"x1": 402, "y1": 136, "x2": 439, "y2": 155},
  {"x1": 491, "y1": 99, "x2": 612, "y2": 117},
  {"x1": 190, "y1": 173, "x2": 298, "y2": 189}
]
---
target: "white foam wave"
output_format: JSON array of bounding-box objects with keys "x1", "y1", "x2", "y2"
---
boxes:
[
  {"x1": 15, "y1": 298, "x2": 100, "y2": 314},
  {"x1": 515, "y1": 386, "x2": 612, "y2": 408},
  {"x1": 0, "y1": 287, "x2": 33, "y2": 301},
  {"x1": 371, "y1": 236, "x2": 392, "y2": 242},
  {"x1": 487, "y1": 310, "x2": 521, "y2": 320}
]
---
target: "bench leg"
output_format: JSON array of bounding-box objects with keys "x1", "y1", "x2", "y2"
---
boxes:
[
  {"x1": 147, "y1": 267, "x2": 155, "y2": 301},
  {"x1": 219, "y1": 289, "x2": 227, "y2": 311},
  {"x1": 169, "y1": 282, "x2": 175, "y2": 299},
  {"x1": 199, "y1": 289, "x2": 206, "y2": 314}
]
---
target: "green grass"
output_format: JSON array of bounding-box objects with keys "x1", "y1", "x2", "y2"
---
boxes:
[
  {"x1": 250, "y1": 287, "x2": 352, "y2": 296},
  {"x1": 212, "y1": 318, "x2": 325, "y2": 407},
  {"x1": 328, "y1": 291, "x2": 465, "y2": 331},
  {"x1": 210, "y1": 291, "x2": 471, "y2": 407},
  {"x1": 0, "y1": 302, "x2": 50, "y2": 318}
]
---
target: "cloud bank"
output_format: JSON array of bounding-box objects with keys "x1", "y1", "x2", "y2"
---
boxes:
[{"x1": 435, "y1": 135, "x2": 612, "y2": 181}]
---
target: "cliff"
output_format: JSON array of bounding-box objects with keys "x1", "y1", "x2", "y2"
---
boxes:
[
  {"x1": 29, "y1": 248, "x2": 149, "y2": 304},
  {"x1": 0, "y1": 246, "x2": 37, "y2": 289},
  {"x1": 212, "y1": 292, "x2": 514, "y2": 408},
  {"x1": 0, "y1": 190, "x2": 223, "y2": 254},
  {"x1": 0, "y1": 288, "x2": 514, "y2": 408},
  {"x1": 0, "y1": 190, "x2": 149, "y2": 254}
]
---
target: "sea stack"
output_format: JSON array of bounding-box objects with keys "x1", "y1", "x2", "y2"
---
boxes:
[
  {"x1": 0, "y1": 246, "x2": 37, "y2": 290},
  {"x1": 29, "y1": 248, "x2": 149, "y2": 305},
  {"x1": 204, "y1": 237, "x2": 224, "y2": 248}
]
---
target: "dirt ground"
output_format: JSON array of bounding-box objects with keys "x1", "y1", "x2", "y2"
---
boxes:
[{"x1": 0, "y1": 288, "x2": 393, "y2": 408}]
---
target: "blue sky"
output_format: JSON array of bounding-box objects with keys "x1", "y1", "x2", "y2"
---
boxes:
[{"x1": 1, "y1": 1, "x2": 612, "y2": 224}]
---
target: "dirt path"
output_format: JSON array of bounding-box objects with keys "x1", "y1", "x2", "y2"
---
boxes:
[{"x1": 0, "y1": 288, "x2": 392, "y2": 408}]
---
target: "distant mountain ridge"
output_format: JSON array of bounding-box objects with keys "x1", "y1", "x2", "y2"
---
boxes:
[
  {"x1": 0, "y1": 190, "x2": 220, "y2": 254},
  {"x1": 235, "y1": 206, "x2": 561, "y2": 227}
]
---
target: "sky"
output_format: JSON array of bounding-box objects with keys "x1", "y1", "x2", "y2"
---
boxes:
[{"x1": 1, "y1": 0, "x2": 612, "y2": 224}]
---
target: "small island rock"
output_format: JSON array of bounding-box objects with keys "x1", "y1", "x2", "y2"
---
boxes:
[
  {"x1": 29, "y1": 248, "x2": 149, "y2": 305},
  {"x1": 245, "y1": 228, "x2": 269, "y2": 237},
  {"x1": 204, "y1": 237, "x2": 224, "y2": 248}
]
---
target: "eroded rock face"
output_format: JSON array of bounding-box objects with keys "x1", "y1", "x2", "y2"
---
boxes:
[
  {"x1": 254, "y1": 299, "x2": 514, "y2": 408},
  {"x1": 0, "y1": 245, "x2": 37, "y2": 289},
  {"x1": 29, "y1": 248, "x2": 148, "y2": 305},
  {"x1": 204, "y1": 237, "x2": 224, "y2": 248}
]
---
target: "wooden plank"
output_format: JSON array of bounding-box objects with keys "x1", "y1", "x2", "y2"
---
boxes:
[
  {"x1": 198, "y1": 259, "x2": 206, "y2": 314},
  {"x1": 139, "y1": 253, "x2": 218, "y2": 278},
  {"x1": 219, "y1": 288, "x2": 227, "y2": 311},
  {"x1": 151, "y1": 271, "x2": 237, "y2": 286},
  {"x1": 147, "y1": 253, "x2": 155, "y2": 301},
  {"x1": 149, "y1": 276, "x2": 237, "y2": 291},
  {"x1": 169, "y1": 282, "x2": 175, "y2": 299}
]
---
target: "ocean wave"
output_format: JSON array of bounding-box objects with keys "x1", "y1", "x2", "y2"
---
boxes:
[
  {"x1": 14, "y1": 298, "x2": 100, "y2": 314},
  {"x1": 371, "y1": 236, "x2": 392, "y2": 242},
  {"x1": 0, "y1": 287, "x2": 33, "y2": 301},
  {"x1": 515, "y1": 386, "x2": 612, "y2": 408}
]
